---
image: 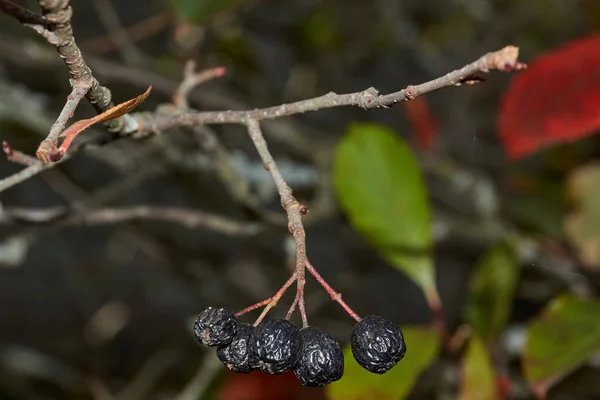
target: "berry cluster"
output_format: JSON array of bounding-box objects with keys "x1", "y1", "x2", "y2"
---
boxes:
[{"x1": 193, "y1": 307, "x2": 406, "y2": 387}]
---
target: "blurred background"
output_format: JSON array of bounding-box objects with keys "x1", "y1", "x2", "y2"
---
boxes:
[{"x1": 0, "y1": 0, "x2": 599, "y2": 399}]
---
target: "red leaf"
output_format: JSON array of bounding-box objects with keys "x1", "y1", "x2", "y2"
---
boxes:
[
  {"x1": 403, "y1": 96, "x2": 438, "y2": 151},
  {"x1": 497, "y1": 34, "x2": 600, "y2": 160},
  {"x1": 217, "y1": 370, "x2": 325, "y2": 400}
]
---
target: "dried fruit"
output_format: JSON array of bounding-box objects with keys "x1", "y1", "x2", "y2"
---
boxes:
[
  {"x1": 351, "y1": 315, "x2": 406, "y2": 374},
  {"x1": 249, "y1": 318, "x2": 301, "y2": 374},
  {"x1": 217, "y1": 323, "x2": 255, "y2": 374},
  {"x1": 193, "y1": 307, "x2": 237, "y2": 347},
  {"x1": 293, "y1": 327, "x2": 344, "y2": 387}
]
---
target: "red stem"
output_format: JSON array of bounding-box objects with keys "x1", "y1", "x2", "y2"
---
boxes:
[
  {"x1": 305, "y1": 261, "x2": 361, "y2": 322},
  {"x1": 235, "y1": 272, "x2": 297, "y2": 320},
  {"x1": 285, "y1": 295, "x2": 299, "y2": 320}
]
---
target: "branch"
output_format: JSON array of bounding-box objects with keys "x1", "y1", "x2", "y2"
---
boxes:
[
  {"x1": 245, "y1": 119, "x2": 310, "y2": 326},
  {"x1": 36, "y1": 85, "x2": 89, "y2": 161},
  {"x1": 0, "y1": 0, "x2": 52, "y2": 28},
  {"x1": 0, "y1": 205, "x2": 261, "y2": 236},
  {"x1": 27, "y1": 0, "x2": 138, "y2": 161},
  {"x1": 135, "y1": 46, "x2": 525, "y2": 136}
]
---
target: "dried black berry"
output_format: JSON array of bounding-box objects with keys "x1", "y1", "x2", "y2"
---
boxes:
[
  {"x1": 217, "y1": 323, "x2": 254, "y2": 374},
  {"x1": 193, "y1": 307, "x2": 237, "y2": 347},
  {"x1": 351, "y1": 315, "x2": 406, "y2": 374},
  {"x1": 249, "y1": 318, "x2": 301, "y2": 374},
  {"x1": 293, "y1": 327, "x2": 344, "y2": 387}
]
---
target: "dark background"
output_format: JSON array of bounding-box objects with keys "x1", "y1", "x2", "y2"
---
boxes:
[{"x1": 0, "y1": 0, "x2": 599, "y2": 399}]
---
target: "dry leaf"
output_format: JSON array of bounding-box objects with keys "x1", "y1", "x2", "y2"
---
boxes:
[{"x1": 39, "y1": 86, "x2": 152, "y2": 162}]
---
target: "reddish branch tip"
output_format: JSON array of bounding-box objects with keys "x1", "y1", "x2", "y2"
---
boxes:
[
  {"x1": 500, "y1": 61, "x2": 528, "y2": 72},
  {"x1": 299, "y1": 206, "x2": 309, "y2": 215},
  {"x1": 2, "y1": 141, "x2": 13, "y2": 156},
  {"x1": 213, "y1": 66, "x2": 227, "y2": 77},
  {"x1": 48, "y1": 149, "x2": 64, "y2": 162}
]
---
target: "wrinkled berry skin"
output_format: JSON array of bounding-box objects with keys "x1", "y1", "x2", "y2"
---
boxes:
[
  {"x1": 351, "y1": 315, "x2": 406, "y2": 374},
  {"x1": 293, "y1": 327, "x2": 344, "y2": 387},
  {"x1": 249, "y1": 318, "x2": 301, "y2": 374},
  {"x1": 193, "y1": 307, "x2": 237, "y2": 347},
  {"x1": 217, "y1": 323, "x2": 254, "y2": 373}
]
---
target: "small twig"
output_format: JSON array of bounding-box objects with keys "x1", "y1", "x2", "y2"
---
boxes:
[
  {"x1": 2, "y1": 141, "x2": 40, "y2": 166},
  {"x1": 285, "y1": 295, "x2": 299, "y2": 320},
  {"x1": 36, "y1": 84, "x2": 89, "y2": 162},
  {"x1": 116, "y1": 348, "x2": 180, "y2": 400},
  {"x1": 235, "y1": 272, "x2": 297, "y2": 321},
  {"x1": 174, "y1": 60, "x2": 226, "y2": 109},
  {"x1": 135, "y1": 46, "x2": 525, "y2": 136},
  {"x1": 0, "y1": 158, "x2": 63, "y2": 192},
  {"x1": 0, "y1": 0, "x2": 52, "y2": 28},
  {"x1": 306, "y1": 260, "x2": 361, "y2": 322},
  {"x1": 245, "y1": 119, "x2": 311, "y2": 326},
  {"x1": 91, "y1": 0, "x2": 145, "y2": 65},
  {"x1": 79, "y1": 13, "x2": 170, "y2": 56},
  {"x1": 0, "y1": 205, "x2": 261, "y2": 236},
  {"x1": 172, "y1": 355, "x2": 223, "y2": 400}
]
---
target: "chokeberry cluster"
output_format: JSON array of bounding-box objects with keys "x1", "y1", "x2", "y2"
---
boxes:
[{"x1": 193, "y1": 306, "x2": 406, "y2": 387}]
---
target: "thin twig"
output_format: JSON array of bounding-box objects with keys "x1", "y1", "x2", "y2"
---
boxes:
[
  {"x1": 116, "y1": 348, "x2": 180, "y2": 400},
  {"x1": 135, "y1": 46, "x2": 525, "y2": 136},
  {"x1": 0, "y1": 205, "x2": 261, "y2": 236},
  {"x1": 79, "y1": 13, "x2": 170, "y2": 56},
  {"x1": 36, "y1": 85, "x2": 89, "y2": 161},
  {"x1": 172, "y1": 355, "x2": 223, "y2": 400},
  {"x1": 0, "y1": 0, "x2": 52, "y2": 28},
  {"x1": 2, "y1": 141, "x2": 40, "y2": 166},
  {"x1": 306, "y1": 260, "x2": 361, "y2": 322},
  {"x1": 286, "y1": 295, "x2": 299, "y2": 320},
  {"x1": 91, "y1": 0, "x2": 145, "y2": 65},
  {"x1": 246, "y1": 119, "x2": 310, "y2": 327},
  {"x1": 235, "y1": 272, "x2": 297, "y2": 321},
  {"x1": 173, "y1": 60, "x2": 226, "y2": 109}
]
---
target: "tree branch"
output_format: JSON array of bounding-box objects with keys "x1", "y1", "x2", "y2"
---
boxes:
[
  {"x1": 0, "y1": 205, "x2": 261, "y2": 236},
  {"x1": 27, "y1": 0, "x2": 138, "y2": 161},
  {"x1": 0, "y1": 0, "x2": 52, "y2": 28},
  {"x1": 135, "y1": 46, "x2": 525, "y2": 136},
  {"x1": 245, "y1": 119, "x2": 310, "y2": 326}
]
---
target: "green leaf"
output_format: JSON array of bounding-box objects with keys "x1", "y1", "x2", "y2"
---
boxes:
[
  {"x1": 524, "y1": 294, "x2": 600, "y2": 397},
  {"x1": 565, "y1": 163, "x2": 600, "y2": 270},
  {"x1": 327, "y1": 326, "x2": 439, "y2": 400},
  {"x1": 170, "y1": 0, "x2": 246, "y2": 24},
  {"x1": 460, "y1": 333, "x2": 498, "y2": 400},
  {"x1": 464, "y1": 242, "x2": 519, "y2": 342},
  {"x1": 333, "y1": 123, "x2": 438, "y2": 307}
]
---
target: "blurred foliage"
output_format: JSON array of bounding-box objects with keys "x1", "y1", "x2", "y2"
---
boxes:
[
  {"x1": 565, "y1": 163, "x2": 600, "y2": 270},
  {"x1": 465, "y1": 241, "x2": 519, "y2": 343},
  {"x1": 170, "y1": 0, "x2": 248, "y2": 24},
  {"x1": 333, "y1": 123, "x2": 438, "y2": 308},
  {"x1": 460, "y1": 333, "x2": 498, "y2": 400},
  {"x1": 524, "y1": 294, "x2": 600, "y2": 397},
  {"x1": 505, "y1": 177, "x2": 567, "y2": 238}
]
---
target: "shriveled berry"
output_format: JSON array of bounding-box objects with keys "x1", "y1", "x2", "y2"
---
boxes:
[
  {"x1": 249, "y1": 318, "x2": 301, "y2": 374},
  {"x1": 193, "y1": 307, "x2": 237, "y2": 347},
  {"x1": 351, "y1": 315, "x2": 406, "y2": 374},
  {"x1": 217, "y1": 323, "x2": 254, "y2": 374},
  {"x1": 293, "y1": 327, "x2": 344, "y2": 387}
]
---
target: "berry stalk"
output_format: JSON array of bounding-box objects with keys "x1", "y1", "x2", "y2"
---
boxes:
[
  {"x1": 235, "y1": 272, "x2": 297, "y2": 320},
  {"x1": 306, "y1": 260, "x2": 361, "y2": 322}
]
